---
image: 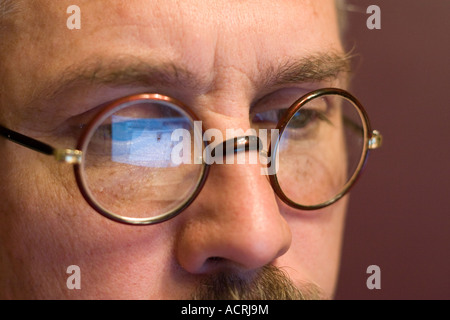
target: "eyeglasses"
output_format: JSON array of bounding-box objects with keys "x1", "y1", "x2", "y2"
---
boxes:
[{"x1": 0, "y1": 88, "x2": 382, "y2": 225}]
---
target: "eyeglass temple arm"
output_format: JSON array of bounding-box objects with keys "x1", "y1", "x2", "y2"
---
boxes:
[{"x1": 0, "y1": 125, "x2": 82, "y2": 164}]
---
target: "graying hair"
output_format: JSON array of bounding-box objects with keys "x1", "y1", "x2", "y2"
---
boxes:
[{"x1": 192, "y1": 264, "x2": 325, "y2": 300}]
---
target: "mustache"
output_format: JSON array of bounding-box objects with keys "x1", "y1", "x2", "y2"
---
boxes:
[{"x1": 191, "y1": 264, "x2": 324, "y2": 300}]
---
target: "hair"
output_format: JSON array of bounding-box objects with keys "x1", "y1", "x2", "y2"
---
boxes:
[
  {"x1": 0, "y1": 0, "x2": 20, "y2": 30},
  {"x1": 0, "y1": 0, "x2": 19, "y2": 17},
  {"x1": 191, "y1": 265, "x2": 325, "y2": 300}
]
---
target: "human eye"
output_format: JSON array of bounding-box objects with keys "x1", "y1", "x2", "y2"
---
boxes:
[
  {"x1": 250, "y1": 88, "x2": 332, "y2": 138},
  {"x1": 287, "y1": 108, "x2": 328, "y2": 129},
  {"x1": 250, "y1": 88, "x2": 305, "y2": 129},
  {"x1": 283, "y1": 96, "x2": 334, "y2": 141}
]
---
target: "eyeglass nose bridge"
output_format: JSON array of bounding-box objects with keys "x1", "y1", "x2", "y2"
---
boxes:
[{"x1": 209, "y1": 135, "x2": 264, "y2": 160}]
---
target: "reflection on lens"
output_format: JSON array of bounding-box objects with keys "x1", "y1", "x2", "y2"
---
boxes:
[
  {"x1": 80, "y1": 99, "x2": 205, "y2": 222},
  {"x1": 274, "y1": 94, "x2": 367, "y2": 207}
]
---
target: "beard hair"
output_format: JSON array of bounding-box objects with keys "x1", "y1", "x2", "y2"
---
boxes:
[{"x1": 191, "y1": 264, "x2": 324, "y2": 300}]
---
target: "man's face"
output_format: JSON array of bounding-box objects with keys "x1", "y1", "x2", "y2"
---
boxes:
[{"x1": 0, "y1": 0, "x2": 349, "y2": 299}]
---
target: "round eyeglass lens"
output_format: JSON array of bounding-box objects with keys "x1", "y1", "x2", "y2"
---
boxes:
[
  {"x1": 274, "y1": 93, "x2": 367, "y2": 208},
  {"x1": 79, "y1": 98, "x2": 205, "y2": 223}
]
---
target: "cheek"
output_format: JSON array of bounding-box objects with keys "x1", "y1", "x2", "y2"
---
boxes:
[
  {"x1": 278, "y1": 197, "x2": 348, "y2": 297},
  {"x1": 0, "y1": 149, "x2": 76, "y2": 297},
  {"x1": 0, "y1": 147, "x2": 178, "y2": 298}
]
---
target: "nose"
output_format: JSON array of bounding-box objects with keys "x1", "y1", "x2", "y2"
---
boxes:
[{"x1": 175, "y1": 140, "x2": 292, "y2": 274}]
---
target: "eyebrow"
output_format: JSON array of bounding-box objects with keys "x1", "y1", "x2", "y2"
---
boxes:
[
  {"x1": 272, "y1": 52, "x2": 352, "y2": 86},
  {"x1": 0, "y1": 0, "x2": 20, "y2": 22},
  {"x1": 29, "y1": 52, "x2": 352, "y2": 107},
  {"x1": 30, "y1": 57, "x2": 205, "y2": 106}
]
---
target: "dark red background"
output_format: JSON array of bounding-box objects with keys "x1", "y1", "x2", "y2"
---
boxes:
[{"x1": 334, "y1": 0, "x2": 450, "y2": 299}]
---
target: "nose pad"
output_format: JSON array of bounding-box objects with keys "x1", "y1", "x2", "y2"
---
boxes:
[{"x1": 175, "y1": 135, "x2": 292, "y2": 274}]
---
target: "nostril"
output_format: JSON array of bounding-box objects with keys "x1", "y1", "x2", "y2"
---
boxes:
[
  {"x1": 175, "y1": 160, "x2": 292, "y2": 275},
  {"x1": 206, "y1": 256, "x2": 226, "y2": 264},
  {"x1": 204, "y1": 256, "x2": 232, "y2": 271}
]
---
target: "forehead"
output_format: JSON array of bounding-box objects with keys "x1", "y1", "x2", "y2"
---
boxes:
[
  {"x1": 13, "y1": 0, "x2": 339, "y2": 31},
  {"x1": 5, "y1": 0, "x2": 341, "y2": 57},
  {"x1": 2, "y1": 0, "x2": 342, "y2": 108}
]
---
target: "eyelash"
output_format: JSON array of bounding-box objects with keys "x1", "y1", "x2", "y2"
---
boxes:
[
  {"x1": 64, "y1": 87, "x2": 321, "y2": 141},
  {"x1": 249, "y1": 89, "x2": 333, "y2": 139},
  {"x1": 251, "y1": 107, "x2": 328, "y2": 131}
]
